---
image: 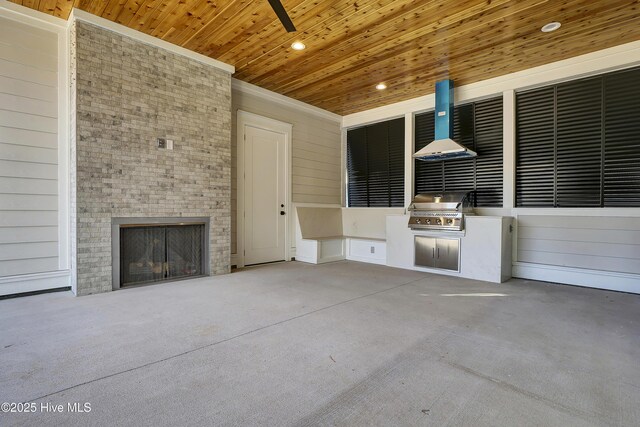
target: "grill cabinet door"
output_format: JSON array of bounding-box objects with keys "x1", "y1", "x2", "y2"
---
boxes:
[
  {"x1": 436, "y1": 238, "x2": 460, "y2": 271},
  {"x1": 414, "y1": 236, "x2": 436, "y2": 268}
]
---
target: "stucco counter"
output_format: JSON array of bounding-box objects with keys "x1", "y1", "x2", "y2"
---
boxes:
[{"x1": 386, "y1": 215, "x2": 513, "y2": 283}]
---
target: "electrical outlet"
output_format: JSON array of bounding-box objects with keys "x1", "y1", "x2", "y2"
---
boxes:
[
  {"x1": 157, "y1": 138, "x2": 174, "y2": 150},
  {"x1": 370, "y1": 246, "x2": 375, "y2": 254}
]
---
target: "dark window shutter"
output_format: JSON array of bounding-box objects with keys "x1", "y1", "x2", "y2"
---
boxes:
[
  {"x1": 414, "y1": 111, "x2": 443, "y2": 193},
  {"x1": 388, "y1": 118, "x2": 406, "y2": 207},
  {"x1": 444, "y1": 104, "x2": 476, "y2": 192},
  {"x1": 414, "y1": 98, "x2": 503, "y2": 207},
  {"x1": 604, "y1": 68, "x2": 640, "y2": 207},
  {"x1": 555, "y1": 77, "x2": 603, "y2": 207},
  {"x1": 475, "y1": 97, "x2": 504, "y2": 207},
  {"x1": 346, "y1": 118, "x2": 405, "y2": 207},
  {"x1": 516, "y1": 87, "x2": 555, "y2": 207},
  {"x1": 346, "y1": 127, "x2": 368, "y2": 207},
  {"x1": 366, "y1": 122, "x2": 391, "y2": 207},
  {"x1": 516, "y1": 66, "x2": 640, "y2": 208}
]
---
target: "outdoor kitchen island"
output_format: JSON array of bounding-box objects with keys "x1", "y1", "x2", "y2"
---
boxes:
[{"x1": 386, "y1": 215, "x2": 513, "y2": 283}]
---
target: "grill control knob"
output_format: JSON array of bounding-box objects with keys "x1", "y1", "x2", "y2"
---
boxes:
[
  {"x1": 416, "y1": 219, "x2": 421, "y2": 224},
  {"x1": 447, "y1": 219, "x2": 453, "y2": 225},
  {"x1": 426, "y1": 219, "x2": 431, "y2": 224},
  {"x1": 436, "y1": 219, "x2": 442, "y2": 225}
]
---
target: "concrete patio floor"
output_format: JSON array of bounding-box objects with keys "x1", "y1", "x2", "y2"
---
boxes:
[{"x1": 1, "y1": 260, "x2": 639, "y2": 426}]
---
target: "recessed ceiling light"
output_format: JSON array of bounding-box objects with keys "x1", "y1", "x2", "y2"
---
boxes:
[
  {"x1": 541, "y1": 22, "x2": 561, "y2": 33},
  {"x1": 291, "y1": 41, "x2": 306, "y2": 50},
  {"x1": 376, "y1": 83, "x2": 387, "y2": 90}
]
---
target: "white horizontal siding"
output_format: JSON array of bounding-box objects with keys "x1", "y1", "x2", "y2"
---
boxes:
[
  {"x1": 0, "y1": 160, "x2": 58, "y2": 179},
  {"x1": 294, "y1": 140, "x2": 341, "y2": 157},
  {"x1": 292, "y1": 147, "x2": 340, "y2": 167},
  {"x1": 0, "y1": 43, "x2": 57, "y2": 71},
  {"x1": 0, "y1": 92, "x2": 57, "y2": 117},
  {"x1": 0, "y1": 59, "x2": 58, "y2": 86},
  {"x1": 0, "y1": 177, "x2": 57, "y2": 194},
  {"x1": 0, "y1": 226, "x2": 58, "y2": 244},
  {"x1": 292, "y1": 194, "x2": 343, "y2": 205},
  {"x1": 518, "y1": 226, "x2": 640, "y2": 245},
  {"x1": 518, "y1": 215, "x2": 640, "y2": 230},
  {"x1": 0, "y1": 125, "x2": 58, "y2": 149},
  {"x1": 0, "y1": 257, "x2": 59, "y2": 277},
  {"x1": 0, "y1": 241, "x2": 58, "y2": 261},
  {"x1": 517, "y1": 215, "x2": 640, "y2": 275},
  {"x1": 0, "y1": 110, "x2": 58, "y2": 133},
  {"x1": 518, "y1": 238, "x2": 640, "y2": 260},
  {"x1": 517, "y1": 251, "x2": 640, "y2": 275},
  {"x1": 0, "y1": 211, "x2": 58, "y2": 227},
  {"x1": 0, "y1": 17, "x2": 58, "y2": 53},
  {"x1": 292, "y1": 185, "x2": 339, "y2": 197},
  {"x1": 293, "y1": 157, "x2": 341, "y2": 173},
  {"x1": 0, "y1": 143, "x2": 57, "y2": 164},
  {"x1": 294, "y1": 175, "x2": 341, "y2": 189},
  {"x1": 0, "y1": 194, "x2": 58, "y2": 210},
  {"x1": 0, "y1": 15, "x2": 60, "y2": 280},
  {"x1": 0, "y1": 75, "x2": 57, "y2": 101},
  {"x1": 292, "y1": 166, "x2": 341, "y2": 182}
]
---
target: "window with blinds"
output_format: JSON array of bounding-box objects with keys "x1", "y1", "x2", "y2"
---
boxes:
[
  {"x1": 414, "y1": 97, "x2": 503, "y2": 207},
  {"x1": 346, "y1": 118, "x2": 405, "y2": 207},
  {"x1": 516, "y1": 67, "x2": 640, "y2": 207}
]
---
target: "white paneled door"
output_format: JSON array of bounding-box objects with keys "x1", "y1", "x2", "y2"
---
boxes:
[{"x1": 243, "y1": 124, "x2": 287, "y2": 265}]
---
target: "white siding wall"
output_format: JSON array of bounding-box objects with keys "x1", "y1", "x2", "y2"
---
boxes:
[
  {"x1": 231, "y1": 87, "x2": 342, "y2": 255},
  {"x1": 0, "y1": 16, "x2": 60, "y2": 283},
  {"x1": 517, "y1": 215, "x2": 640, "y2": 275}
]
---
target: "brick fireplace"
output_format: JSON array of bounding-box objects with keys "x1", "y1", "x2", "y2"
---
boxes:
[{"x1": 70, "y1": 21, "x2": 232, "y2": 295}]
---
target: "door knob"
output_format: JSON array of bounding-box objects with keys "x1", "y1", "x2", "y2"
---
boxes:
[{"x1": 280, "y1": 211, "x2": 286, "y2": 215}]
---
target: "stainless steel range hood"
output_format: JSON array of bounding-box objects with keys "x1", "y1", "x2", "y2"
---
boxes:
[{"x1": 413, "y1": 79, "x2": 477, "y2": 161}]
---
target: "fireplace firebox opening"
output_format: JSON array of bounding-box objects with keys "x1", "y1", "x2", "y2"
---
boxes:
[{"x1": 111, "y1": 218, "x2": 210, "y2": 290}]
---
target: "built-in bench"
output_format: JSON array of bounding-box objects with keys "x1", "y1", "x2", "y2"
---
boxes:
[
  {"x1": 295, "y1": 206, "x2": 400, "y2": 264},
  {"x1": 295, "y1": 207, "x2": 345, "y2": 264}
]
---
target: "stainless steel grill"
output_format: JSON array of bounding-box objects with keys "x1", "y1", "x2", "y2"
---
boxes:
[{"x1": 407, "y1": 191, "x2": 474, "y2": 231}]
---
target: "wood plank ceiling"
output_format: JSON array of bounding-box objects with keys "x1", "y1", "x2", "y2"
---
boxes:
[{"x1": 11, "y1": 0, "x2": 640, "y2": 115}]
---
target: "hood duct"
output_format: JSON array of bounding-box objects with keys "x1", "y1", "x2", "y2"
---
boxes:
[{"x1": 413, "y1": 79, "x2": 477, "y2": 161}]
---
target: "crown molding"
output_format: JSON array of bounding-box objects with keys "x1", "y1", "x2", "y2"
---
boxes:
[
  {"x1": 70, "y1": 8, "x2": 235, "y2": 74},
  {"x1": 232, "y1": 78, "x2": 342, "y2": 123}
]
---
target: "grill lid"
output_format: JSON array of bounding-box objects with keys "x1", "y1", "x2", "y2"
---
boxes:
[{"x1": 409, "y1": 191, "x2": 474, "y2": 212}]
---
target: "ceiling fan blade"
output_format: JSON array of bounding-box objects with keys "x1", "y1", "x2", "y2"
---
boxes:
[{"x1": 267, "y1": 0, "x2": 296, "y2": 32}]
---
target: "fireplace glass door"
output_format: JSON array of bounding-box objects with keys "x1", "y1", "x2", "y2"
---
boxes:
[{"x1": 120, "y1": 224, "x2": 205, "y2": 286}]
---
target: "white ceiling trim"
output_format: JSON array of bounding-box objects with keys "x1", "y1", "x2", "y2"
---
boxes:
[
  {"x1": 70, "y1": 8, "x2": 235, "y2": 74},
  {"x1": 232, "y1": 79, "x2": 343, "y2": 123}
]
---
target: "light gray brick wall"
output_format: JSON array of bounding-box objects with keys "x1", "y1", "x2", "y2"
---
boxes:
[{"x1": 70, "y1": 21, "x2": 231, "y2": 296}]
